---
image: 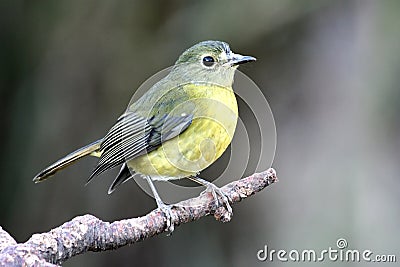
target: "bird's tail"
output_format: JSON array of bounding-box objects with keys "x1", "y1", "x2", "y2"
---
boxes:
[{"x1": 33, "y1": 139, "x2": 102, "y2": 183}]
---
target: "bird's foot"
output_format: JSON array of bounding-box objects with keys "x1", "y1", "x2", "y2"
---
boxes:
[
  {"x1": 203, "y1": 183, "x2": 232, "y2": 215},
  {"x1": 156, "y1": 201, "x2": 175, "y2": 233}
]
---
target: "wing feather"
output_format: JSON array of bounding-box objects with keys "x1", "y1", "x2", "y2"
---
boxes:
[{"x1": 88, "y1": 111, "x2": 193, "y2": 181}]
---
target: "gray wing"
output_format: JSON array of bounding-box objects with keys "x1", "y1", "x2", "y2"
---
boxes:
[{"x1": 88, "y1": 111, "x2": 193, "y2": 181}]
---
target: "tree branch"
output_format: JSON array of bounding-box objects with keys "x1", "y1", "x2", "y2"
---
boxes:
[{"x1": 0, "y1": 168, "x2": 277, "y2": 266}]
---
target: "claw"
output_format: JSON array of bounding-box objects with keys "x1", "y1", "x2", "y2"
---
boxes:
[
  {"x1": 157, "y1": 202, "x2": 175, "y2": 233},
  {"x1": 144, "y1": 175, "x2": 175, "y2": 233},
  {"x1": 204, "y1": 183, "x2": 232, "y2": 215}
]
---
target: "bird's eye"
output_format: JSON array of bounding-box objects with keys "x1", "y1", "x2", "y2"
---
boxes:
[{"x1": 202, "y1": 56, "x2": 215, "y2": 67}]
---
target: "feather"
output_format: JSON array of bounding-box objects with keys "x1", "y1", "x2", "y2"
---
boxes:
[{"x1": 87, "y1": 111, "x2": 193, "y2": 184}]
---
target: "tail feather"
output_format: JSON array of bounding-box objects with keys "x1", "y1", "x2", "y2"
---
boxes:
[
  {"x1": 107, "y1": 163, "x2": 134, "y2": 194},
  {"x1": 33, "y1": 139, "x2": 102, "y2": 183}
]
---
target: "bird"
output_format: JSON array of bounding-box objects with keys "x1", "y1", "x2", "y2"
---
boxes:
[{"x1": 33, "y1": 40, "x2": 256, "y2": 231}]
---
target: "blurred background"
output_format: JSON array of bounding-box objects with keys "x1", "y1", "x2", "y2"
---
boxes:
[{"x1": 1, "y1": 0, "x2": 400, "y2": 266}]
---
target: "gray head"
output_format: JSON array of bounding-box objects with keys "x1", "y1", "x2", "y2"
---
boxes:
[{"x1": 170, "y1": 40, "x2": 256, "y2": 87}]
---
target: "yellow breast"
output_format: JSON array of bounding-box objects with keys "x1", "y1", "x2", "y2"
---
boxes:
[{"x1": 128, "y1": 83, "x2": 238, "y2": 180}]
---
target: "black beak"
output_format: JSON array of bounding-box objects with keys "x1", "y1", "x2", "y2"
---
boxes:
[{"x1": 229, "y1": 53, "x2": 256, "y2": 65}]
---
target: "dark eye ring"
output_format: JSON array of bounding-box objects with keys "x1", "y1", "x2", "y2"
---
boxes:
[{"x1": 202, "y1": 56, "x2": 215, "y2": 67}]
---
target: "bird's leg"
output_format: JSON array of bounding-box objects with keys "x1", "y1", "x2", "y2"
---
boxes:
[
  {"x1": 189, "y1": 176, "x2": 232, "y2": 215},
  {"x1": 144, "y1": 176, "x2": 174, "y2": 233}
]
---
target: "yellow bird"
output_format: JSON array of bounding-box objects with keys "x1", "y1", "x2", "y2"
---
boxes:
[{"x1": 33, "y1": 40, "x2": 256, "y2": 231}]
